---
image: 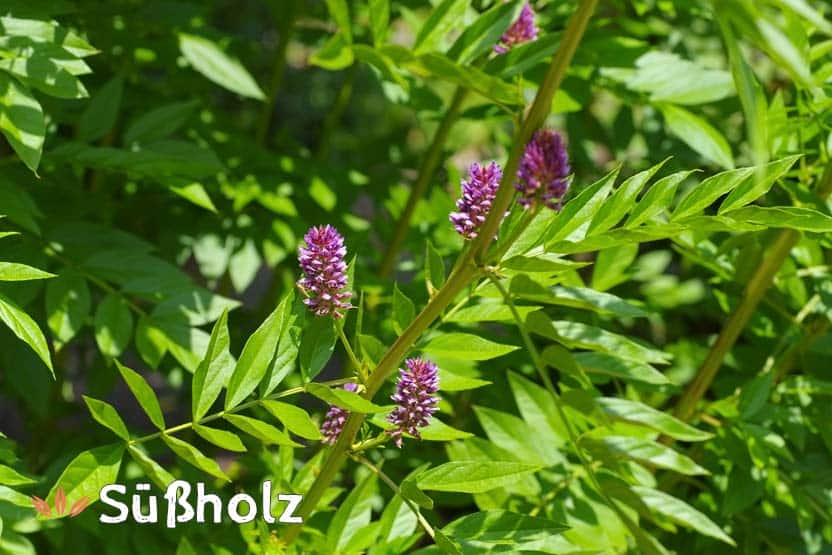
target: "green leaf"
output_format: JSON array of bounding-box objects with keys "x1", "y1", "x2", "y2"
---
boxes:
[
  {"x1": 0, "y1": 262, "x2": 54, "y2": 281},
  {"x1": 671, "y1": 167, "x2": 755, "y2": 221},
  {"x1": 78, "y1": 75, "x2": 123, "y2": 142},
  {"x1": 527, "y1": 314, "x2": 670, "y2": 364},
  {"x1": 0, "y1": 16, "x2": 98, "y2": 57},
  {"x1": 719, "y1": 156, "x2": 800, "y2": 213},
  {"x1": 544, "y1": 167, "x2": 619, "y2": 246},
  {"x1": 631, "y1": 485, "x2": 735, "y2": 546},
  {"x1": 508, "y1": 371, "x2": 567, "y2": 446},
  {"x1": 446, "y1": 303, "x2": 539, "y2": 324},
  {"x1": 0, "y1": 291, "x2": 53, "y2": 375},
  {"x1": 586, "y1": 435, "x2": 708, "y2": 475},
  {"x1": 425, "y1": 240, "x2": 446, "y2": 295},
  {"x1": 45, "y1": 272, "x2": 90, "y2": 345},
  {"x1": 169, "y1": 182, "x2": 218, "y2": 213},
  {"x1": 416, "y1": 461, "x2": 543, "y2": 493},
  {"x1": 262, "y1": 400, "x2": 322, "y2": 440},
  {"x1": 178, "y1": 33, "x2": 265, "y2": 100},
  {"x1": 620, "y1": 51, "x2": 735, "y2": 105},
  {"x1": 46, "y1": 443, "x2": 124, "y2": 514},
  {"x1": 413, "y1": 0, "x2": 469, "y2": 54},
  {"x1": 193, "y1": 424, "x2": 247, "y2": 452},
  {"x1": 658, "y1": 103, "x2": 734, "y2": 170},
  {"x1": 392, "y1": 283, "x2": 415, "y2": 335},
  {"x1": 123, "y1": 100, "x2": 199, "y2": 146},
  {"x1": 0, "y1": 54, "x2": 89, "y2": 99},
  {"x1": 571, "y1": 352, "x2": 671, "y2": 385},
  {"x1": 82, "y1": 396, "x2": 130, "y2": 440},
  {"x1": 192, "y1": 308, "x2": 235, "y2": 420},
  {"x1": 422, "y1": 332, "x2": 518, "y2": 361},
  {"x1": 223, "y1": 414, "x2": 300, "y2": 446},
  {"x1": 596, "y1": 397, "x2": 712, "y2": 441},
  {"x1": 127, "y1": 445, "x2": 175, "y2": 490},
  {"x1": 442, "y1": 510, "x2": 568, "y2": 547},
  {"x1": 0, "y1": 464, "x2": 35, "y2": 486},
  {"x1": 587, "y1": 159, "x2": 669, "y2": 235},
  {"x1": 261, "y1": 292, "x2": 300, "y2": 396},
  {"x1": 310, "y1": 33, "x2": 354, "y2": 70},
  {"x1": 438, "y1": 368, "x2": 491, "y2": 391},
  {"x1": 306, "y1": 382, "x2": 385, "y2": 413},
  {"x1": 400, "y1": 479, "x2": 433, "y2": 509},
  {"x1": 722, "y1": 206, "x2": 832, "y2": 232},
  {"x1": 510, "y1": 277, "x2": 647, "y2": 318},
  {"x1": 447, "y1": 2, "x2": 522, "y2": 63},
  {"x1": 0, "y1": 484, "x2": 31, "y2": 507},
  {"x1": 226, "y1": 299, "x2": 290, "y2": 409},
  {"x1": 0, "y1": 72, "x2": 45, "y2": 173},
  {"x1": 738, "y1": 372, "x2": 773, "y2": 420},
  {"x1": 298, "y1": 315, "x2": 336, "y2": 381},
  {"x1": 115, "y1": 361, "x2": 165, "y2": 430},
  {"x1": 162, "y1": 434, "x2": 229, "y2": 481},
  {"x1": 625, "y1": 170, "x2": 696, "y2": 228},
  {"x1": 409, "y1": 53, "x2": 521, "y2": 106},
  {"x1": 368, "y1": 0, "x2": 390, "y2": 45},
  {"x1": 324, "y1": 0, "x2": 352, "y2": 42},
  {"x1": 93, "y1": 293, "x2": 133, "y2": 358},
  {"x1": 326, "y1": 473, "x2": 376, "y2": 552},
  {"x1": 777, "y1": 0, "x2": 832, "y2": 36},
  {"x1": 474, "y1": 406, "x2": 564, "y2": 465}
]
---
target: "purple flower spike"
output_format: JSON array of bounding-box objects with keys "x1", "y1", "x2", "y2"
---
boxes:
[
  {"x1": 387, "y1": 358, "x2": 440, "y2": 448},
  {"x1": 449, "y1": 161, "x2": 503, "y2": 240},
  {"x1": 516, "y1": 129, "x2": 571, "y2": 210},
  {"x1": 495, "y1": 3, "x2": 538, "y2": 54},
  {"x1": 320, "y1": 383, "x2": 358, "y2": 444},
  {"x1": 297, "y1": 225, "x2": 352, "y2": 318}
]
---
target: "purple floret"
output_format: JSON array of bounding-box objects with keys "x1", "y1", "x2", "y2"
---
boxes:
[
  {"x1": 387, "y1": 358, "x2": 440, "y2": 448},
  {"x1": 449, "y1": 161, "x2": 503, "y2": 240},
  {"x1": 297, "y1": 225, "x2": 352, "y2": 318},
  {"x1": 515, "y1": 129, "x2": 571, "y2": 210}
]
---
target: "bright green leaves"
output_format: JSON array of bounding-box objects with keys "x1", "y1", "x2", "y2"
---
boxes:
[
  {"x1": 116, "y1": 361, "x2": 165, "y2": 430},
  {"x1": 442, "y1": 510, "x2": 568, "y2": 552},
  {"x1": 46, "y1": 443, "x2": 124, "y2": 516},
  {"x1": 162, "y1": 435, "x2": 229, "y2": 482},
  {"x1": 93, "y1": 294, "x2": 133, "y2": 358},
  {"x1": 226, "y1": 294, "x2": 293, "y2": 409},
  {"x1": 262, "y1": 401, "x2": 322, "y2": 440},
  {"x1": 0, "y1": 70, "x2": 44, "y2": 173},
  {"x1": 416, "y1": 461, "x2": 543, "y2": 493},
  {"x1": 0, "y1": 262, "x2": 54, "y2": 281},
  {"x1": 596, "y1": 398, "x2": 711, "y2": 441},
  {"x1": 82, "y1": 396, "x2": 129, "y2": 440},
  {"x1": 585, "y1": 435, "x2": 708, "y2": 475},
  {"x1": 0, "y1": 465, "x2": 35, "y2": 487},
  {"x1": 192, "y1": 309, "x2": 235, "y2": 420},
  {"x1": 127, "y1": 445, "x2": 175, "y2": 490},
  {"x1": 413, "y1": 0, "x2": 469, "y2": 55},
  {"x1": 392, "y1": 284, "x2": 415, "y2": 335},
  {"x1": 0, "y1": 291, "x2": 53, "y2": 375},
  {"x1": 658, "y1": 104, "x2": 734, "y2": 170},
  {"x1": 422, "y1": 332, "x2": 518, "y2": 361},
  {"x1": 45, "y1": 272, "x2": 90, "y2": 347},
  {"x1": 178, "y1": 34, "x2": 265, "y2": 100},
  {"x1": 631, "y1": 486, "x2": 735, "y2": 546},
  {"x1": 224, "y1": 414, "x2": 300, "y2": 447},
  {"x1": 306, "y1": 383, "x2": 385, "y2": 413}
]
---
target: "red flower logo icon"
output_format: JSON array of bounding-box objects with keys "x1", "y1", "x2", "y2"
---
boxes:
[{"x1": 31, "y1": 487, "x2": 89, "y2": 518}]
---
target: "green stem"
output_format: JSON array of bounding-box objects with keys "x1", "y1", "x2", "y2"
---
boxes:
[
  {"x1": 350, "y1": 432, "x2": 389, "y2": 453},
  {"x1": 336, "y1": 324, "x2": 362, "y2": 373},
  {"x1": 282, "y1": 2, "x2": 599, "y2": 544},
  {"x1": 379, "y1": 86, "x2": 469, "y2": 277},
  {"x1": 674, "y1": 162, "x2": 832, "y2": 422},
  {"x1": 128, "y1": 377, "x2": 354, "y2": 445},
  {"x1": 354, "y1": 455, "x2": 435, "y2": 539}
]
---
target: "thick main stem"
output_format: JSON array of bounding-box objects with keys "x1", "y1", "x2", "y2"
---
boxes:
[
  {"x1": 282, "y1": 1, "x2": 599, "y2": 544},
  {"x1": 379, "y1": 86, "x2": 469, "y2": 277},
  {"x1": 675, "y1": 163, "x2": 832, "y2": 421}
]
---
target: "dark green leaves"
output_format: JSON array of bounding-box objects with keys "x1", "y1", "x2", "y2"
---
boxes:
[
  {"x1": 392, "y1": 284, "x2": 415, "y2": 335},
  {"x1": 93, "y1": 294, "x2": 133, "y2": 358},
  {"x1": 0, "y1": 291, "x2": 53, "y2": 375},
  {"x1": 45, "y1": 272, "x2": 90, "y2": 346},
  {"x1": 299, "y1": 315, "x2": 336, "y2": 382}
]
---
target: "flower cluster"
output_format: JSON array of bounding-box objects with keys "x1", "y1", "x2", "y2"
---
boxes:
[
  {"x1": 320, "y1": 383, "x2": 358, "y2": 444},
  {"x1": 515, "y1": 129, "x2": 571, "y2": 210},
  {"x1": 495, "y1": 3, "x2": 538, "y2": 54},
  {"x1": 449, "y1": 161, "x2": 503, "y2": 240},
  {"x1": 297, "y1": 225, "x2": 352, "y2": 318},
  {"x1": 387, "y1": 358, "x2": 440, "y2": 448}
]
